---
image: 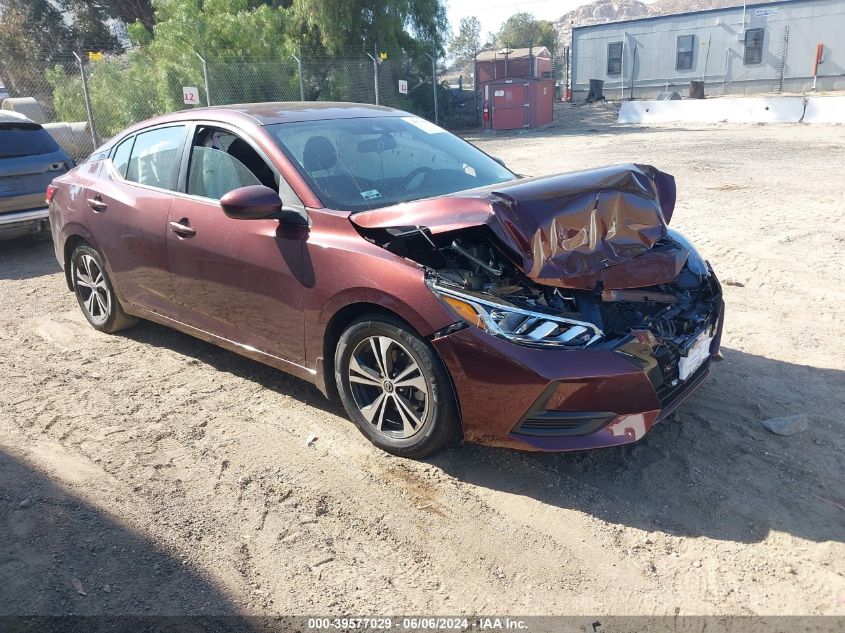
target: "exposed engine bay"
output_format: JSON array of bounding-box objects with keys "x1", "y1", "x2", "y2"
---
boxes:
[
  {"x1": 362, "y1": 224, "x2": 722, "y2": 352},
  {"x1": 349, "y1": 162, "x2": 721, "y2": 384}
]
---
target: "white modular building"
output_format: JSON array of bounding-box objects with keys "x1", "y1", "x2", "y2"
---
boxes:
[{"x1": 570, "y1": 0, "x2": 845, "y2": 100}]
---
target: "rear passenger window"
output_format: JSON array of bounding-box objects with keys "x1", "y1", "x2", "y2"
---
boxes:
[
  {"x1": 126, "y1": 126, "x2": 186, "y2": 191},
  {"x1": 111, "y1": 136, "x2": 134, "y2": 178}
]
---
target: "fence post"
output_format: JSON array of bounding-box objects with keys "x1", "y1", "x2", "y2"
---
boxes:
[
  {"x1": 72, "y1": 52, "x2": 98, "y2": 148},
  {"x1": 195, "y1": 52, "x2": 211, "y2": 106},
  {"x1": 474, "y1": 55, "x2": 478, "y2": 127},
  {"x1": 366, "y1": 44, "x2": 380, "y2": 105},
  {"x1": 425, "y1": 51, "x2": 438, "y2": 124},
  {"x1": 292, "y1": 51, "x2": 305, "y2": 101}
]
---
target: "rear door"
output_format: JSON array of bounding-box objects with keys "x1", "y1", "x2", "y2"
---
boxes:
[
  {"x1": 0, "y1": 121, "x2": 70, "y2": 216},
  {"x1": 87, "y1": 124, "x2": 188, "y2": 317},
  {"x1": 491, "y1": 82, "x2": 529, "y2": 130}
]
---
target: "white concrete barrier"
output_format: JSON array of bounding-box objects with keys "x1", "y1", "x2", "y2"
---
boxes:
[
  {"x1": 43, "y1": 122, "x2": 95, "y2": 162},
  {"x1": 803, "y1": 97, "x2": 845, "y2": 124},
  {"x1": 1, "y1": 97, "x2": 47, "y2": 124},
  {"x1": 618, "y1": 97, "x2": 806, "y2": 124}
]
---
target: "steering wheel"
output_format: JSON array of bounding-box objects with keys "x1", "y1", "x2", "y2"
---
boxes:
[{"x1": 402, "y1": 166, "x2": 434, "y2": 191}]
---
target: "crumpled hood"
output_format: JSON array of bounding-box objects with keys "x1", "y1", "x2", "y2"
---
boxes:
[{"x1": 350, "y1": 163, "x2": 681, "y2": 290}]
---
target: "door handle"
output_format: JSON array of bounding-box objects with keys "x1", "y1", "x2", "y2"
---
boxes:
[
  {"x1": 169, "y1": 220, "x2": 196, "y2": 237},
  {"x1": 87, "y1": 196, "x2": 107, "y2": 212}
]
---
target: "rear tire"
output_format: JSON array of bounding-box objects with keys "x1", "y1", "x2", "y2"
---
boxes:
[
  {"x1": 70, "y1": 244, "x2": 137, "y2": 333},
  {"x1": 334, "y1": 315, "x2": 459, "y2": 458}
]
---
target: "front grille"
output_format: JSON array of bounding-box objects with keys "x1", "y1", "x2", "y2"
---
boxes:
[
  {"x1": 600, "y1": 301, "x2": 665, "y2": 337},
  {"x1": 655, "y1": 358, "x2": 711, "y2": 409}
]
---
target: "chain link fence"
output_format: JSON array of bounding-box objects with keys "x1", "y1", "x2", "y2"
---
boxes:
[{"x1": 0, "y1": 45, "x2": 480, "y2": 163}]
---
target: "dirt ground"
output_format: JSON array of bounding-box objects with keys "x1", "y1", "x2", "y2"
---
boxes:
[{"x1": 1, "y1": 104, "x2": 844, "y2": 619}]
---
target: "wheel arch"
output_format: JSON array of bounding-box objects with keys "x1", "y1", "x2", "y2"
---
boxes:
[
  {"x1": 60, "y1": 224, "x2": 103, "y2": 291},
  {"x1": 63, "y1": 234, "x2": 87, "y2": 291},
  {"x1": 319, "y1": 301, "x2": 464, "y2": 439},
  {"x1": 320, "y1": 302, "x2": 416, "y2": 400}
]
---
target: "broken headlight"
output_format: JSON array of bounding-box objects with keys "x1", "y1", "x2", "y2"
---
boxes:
[{"x1": 428, "y1": 283, "x2": 603, "y2": 349}]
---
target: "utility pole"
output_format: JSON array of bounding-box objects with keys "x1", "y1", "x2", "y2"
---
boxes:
[
  {"x1": 425, "y1": 51, "x2": 439, "y2": 124},
  {"x1": 73, "y1": 52, "x2": 97, "y2": 148}
]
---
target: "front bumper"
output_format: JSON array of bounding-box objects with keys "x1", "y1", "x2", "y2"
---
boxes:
[{"x1": 432, "y1": 298, "x2": 724, "y2": 452}]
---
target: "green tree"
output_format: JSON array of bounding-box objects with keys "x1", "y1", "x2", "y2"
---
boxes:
[
  {"x1": 0, "y1": 0, "x2": 120, "y2": 102},
  {"x1": 495, "y1": 12, "x2": 556, "y2": 50},
  {"x1": 60, "y1": 1, "x2": 121, "y2": 50},
  {"x1": 42, "y1": 0, "x2": 453, "y2": 138},
  {"x1": 289, "y1": 0, "x2": 448, "y2": 54},
  {"x1": 449, "y1": 16, "x2": 481, "y2": 65},
  {"x1": 48, "y1": 0, "x2": 299, "y2": 136},
  {"x1": 91, "y1": 0, "x2": 156, "y2": 32}
]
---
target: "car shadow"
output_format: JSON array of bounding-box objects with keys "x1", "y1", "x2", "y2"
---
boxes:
[
  {"x1": 0, "y1": 235, "x2": 61, "y2": 281},
  {"x1": 429, "y1": 346, "x2": 845, "y2": 545},
  {"x1": 120, "y1": 320, "x2": 345, "y2": 419},
  {"x1": 0, "y1": 447, "x2": 252, "y2": 621}
]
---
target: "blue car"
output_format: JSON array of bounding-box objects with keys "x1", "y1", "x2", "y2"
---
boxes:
[{"x1": 0, "y1": 111, "x2": 73, "y2": 240}]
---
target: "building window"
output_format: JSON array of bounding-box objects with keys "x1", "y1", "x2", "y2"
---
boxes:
[
  {"x1": 607, "y1": 42, "x2": 623, "y2": 75},
  {"x1": 744, "y1": 28, "x2": 764, "y2": 65},
  {"x1": 676, "y1": 35, "x2": 695, "y2": 70}
]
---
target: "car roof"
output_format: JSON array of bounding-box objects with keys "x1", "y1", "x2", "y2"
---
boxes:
[
  {"x1": 137, "y1": 101, "x2": 408, "y2": 129},
  {"x1": 0, "y1": 110, "x2": 36, "y2": 125}
]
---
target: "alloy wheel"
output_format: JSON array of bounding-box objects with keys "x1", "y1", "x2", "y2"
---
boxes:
[
  {"x1": 347, "y1": 335, "x2": 430, "y2": 440},
  {"x1": 74, "y1": 253, "x2": 111, "y2": 325}
]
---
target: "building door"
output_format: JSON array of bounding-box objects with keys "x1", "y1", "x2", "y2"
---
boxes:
[{"x1": 492, "y1": 82, "x2": 529, "y2": 130}]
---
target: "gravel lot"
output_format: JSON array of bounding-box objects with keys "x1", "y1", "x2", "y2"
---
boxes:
[{"x1": 1, "y1": 105, "x2": 843, "y2": 618}]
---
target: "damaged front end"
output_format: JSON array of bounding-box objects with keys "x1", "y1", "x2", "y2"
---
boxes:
[
  {"x1": 350, "y1": 164, "x2": 723, "y2": 445},
  {"x1": 359, "y1": 224, "x2": 720, "y2": 354},
  {"x1": 351, "y1": 163, "x2": 721, "y2": 353}
]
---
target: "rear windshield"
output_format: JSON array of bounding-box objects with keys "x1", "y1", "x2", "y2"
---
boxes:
[{"x1": 0, "y1": 124, "x2": 61, "y2": 159}]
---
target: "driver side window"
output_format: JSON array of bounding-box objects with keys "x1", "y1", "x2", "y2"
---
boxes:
[{"x1": 186, "y1": 127, "x2": 277, "y2": 201}]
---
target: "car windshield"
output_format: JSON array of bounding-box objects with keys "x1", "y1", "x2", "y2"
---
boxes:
[
  {"x1": 265, "y1": 116, "x2": 516, "y2": 211},
  {"x1": 0, "y1": 123, "x2": 61, "y2": 159}
]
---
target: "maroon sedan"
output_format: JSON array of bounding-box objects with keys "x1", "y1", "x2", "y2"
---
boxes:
[{"x1": 48, "y1": 103, "x2": 723, "y2": 458}]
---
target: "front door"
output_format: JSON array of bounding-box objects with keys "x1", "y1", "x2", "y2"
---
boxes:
[
  {"x1": 492, "y1": 82, "x2": 529, "y2": 130},
  {"x1": 166, "y1": 125, "x2": 306, "y2": 366}
]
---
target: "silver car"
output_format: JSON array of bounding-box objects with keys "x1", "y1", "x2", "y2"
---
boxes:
[{"x1": 0, "y1": 111, "x2": 72, "y2": 240}]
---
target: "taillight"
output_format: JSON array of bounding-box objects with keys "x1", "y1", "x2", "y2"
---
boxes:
[{"x1": 46, "y1": 184, "x2": 58, "y2": 204}]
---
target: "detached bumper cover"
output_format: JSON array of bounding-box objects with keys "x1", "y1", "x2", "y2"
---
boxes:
[{"x1": 432, "y1": 297, "x2": 724, "y2": 452}]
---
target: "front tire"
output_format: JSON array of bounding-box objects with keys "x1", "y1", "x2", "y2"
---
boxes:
[
  {"x1": 334, "y1": 316, "x2": 459, "y2": 458},
  {"x1": 71, "y1": 244, "x2": 137, "y2": 333}
]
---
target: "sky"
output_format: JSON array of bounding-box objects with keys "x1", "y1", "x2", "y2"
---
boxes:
[{"x1": 445, "y1": 0, "x2": 658, "y2": 41}]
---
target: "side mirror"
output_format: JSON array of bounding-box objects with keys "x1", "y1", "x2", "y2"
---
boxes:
[
  {"x1": 489, "y1": 155, "x2": 507, "y2": 168},
  {"x1": 220, "y1": 185, "x2": 282, "y2": 220}
]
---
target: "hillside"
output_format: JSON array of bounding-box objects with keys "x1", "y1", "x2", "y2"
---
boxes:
[
  {"x1": 555, "y1": 0, "x2": 745, "y2": 48},
  {"x1": 650, "y1": 0, "x2": 744, "y2": 14}
]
